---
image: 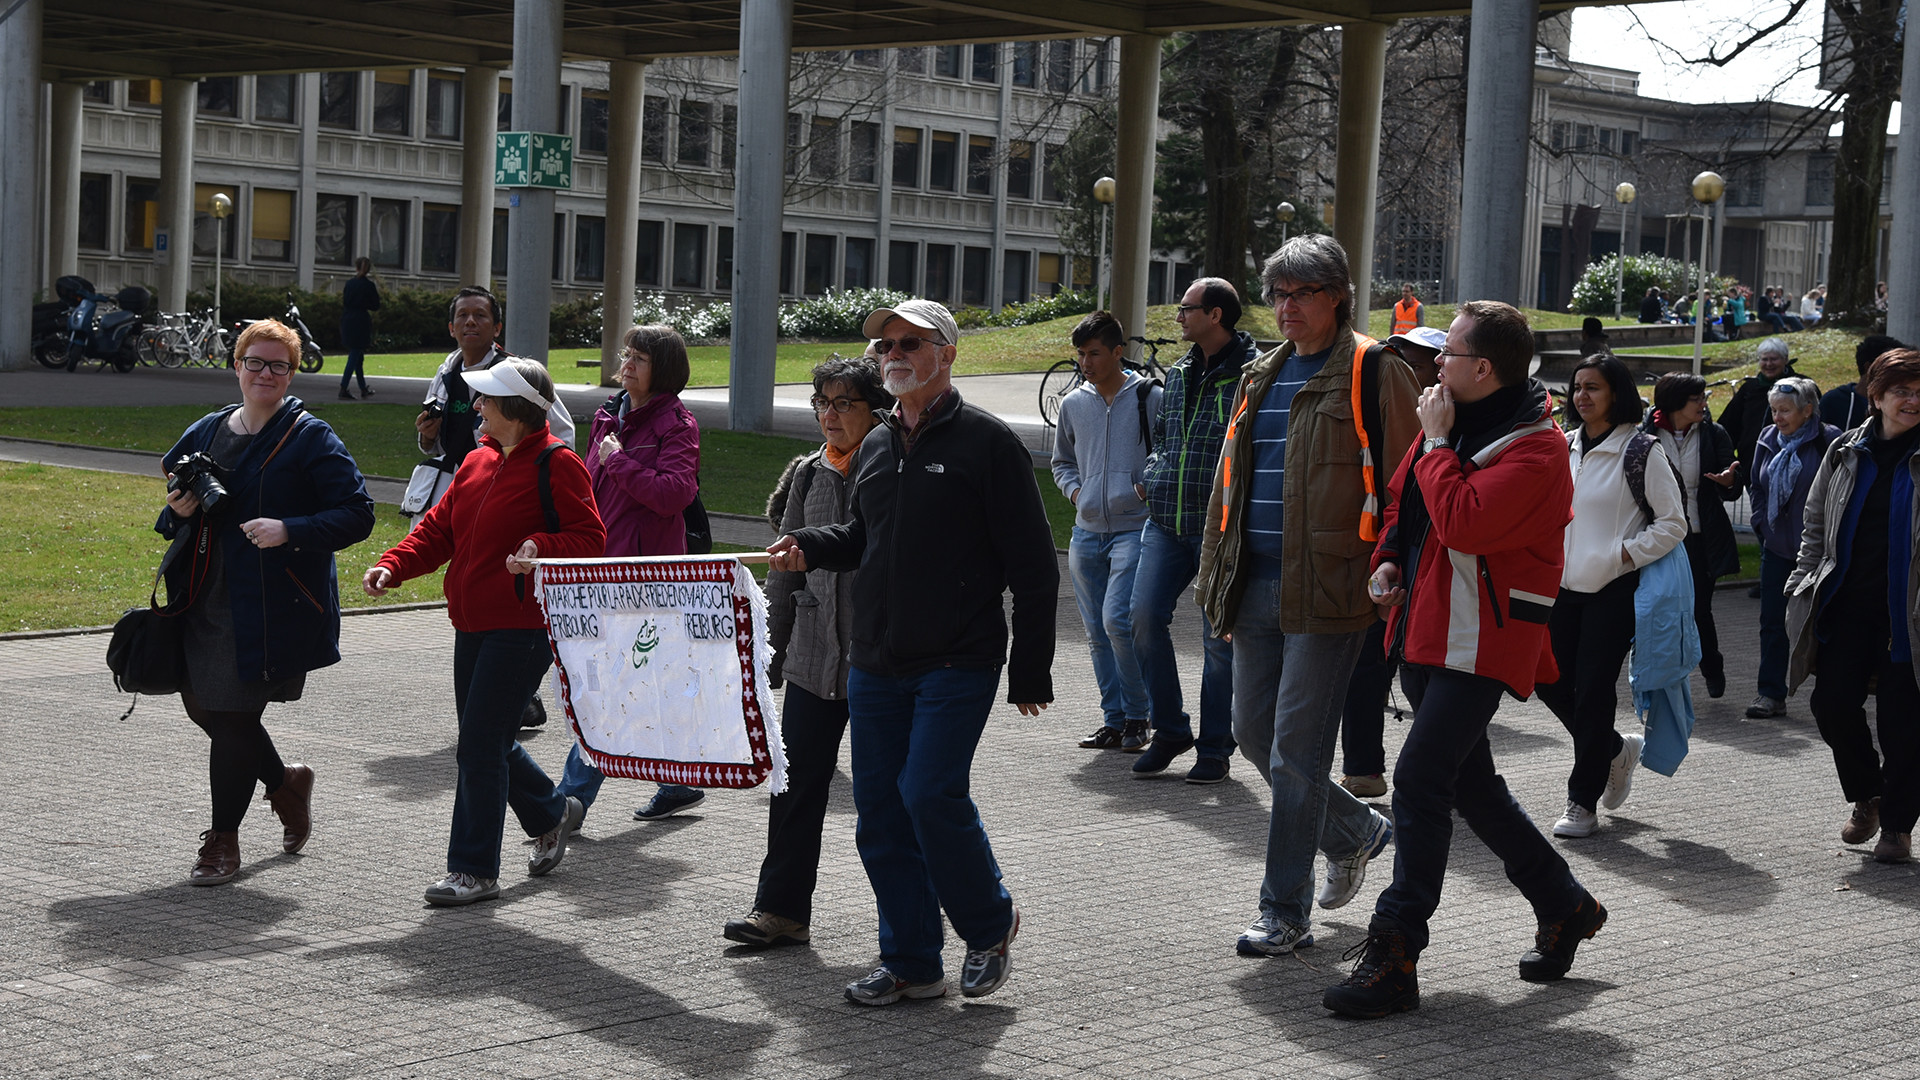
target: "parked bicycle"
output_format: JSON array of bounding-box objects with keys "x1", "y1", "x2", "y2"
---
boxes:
[
  {"x1": 1038, "y1": 335, "x2": 1175, "y2": 427},
  {"x1": 155, "y1": 308, "x2": 233, "y2": 368}
]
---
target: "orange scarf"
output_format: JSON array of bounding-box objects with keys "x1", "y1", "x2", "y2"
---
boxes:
[{"x1": 822, "y1": 442, "x2": 855, "y2": 476}]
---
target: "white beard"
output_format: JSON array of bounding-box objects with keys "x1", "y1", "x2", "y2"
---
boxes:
[{"x1": 883, "y1": 366, "x2": 927, "y2": 397}]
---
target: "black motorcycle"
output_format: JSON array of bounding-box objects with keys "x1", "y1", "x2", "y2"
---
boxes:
[{"x1": 238, "y1": 292, "x2": 324, "y2": 373}]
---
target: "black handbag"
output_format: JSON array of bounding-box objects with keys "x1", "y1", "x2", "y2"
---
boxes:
[{"x1": 106, "y1": 518, "x2": 212, "y2": 710}]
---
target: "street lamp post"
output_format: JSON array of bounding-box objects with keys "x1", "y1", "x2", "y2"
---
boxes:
[
  {"x1": 1613, "y1": 182, "x2": 1636, "y2": 321},
  {"x1": 210, "y1": 192, "x2": 234, "y2": 329},
  {"x1": 1093, "y1": 176, "x2": 1116, "y2": 310},
  {"x1": 1276, "y1": 200, "x2": 1296, "y2": 247},
  {"x1": 1689, "y1": 171, "x2": 1725, "y2": 377}
]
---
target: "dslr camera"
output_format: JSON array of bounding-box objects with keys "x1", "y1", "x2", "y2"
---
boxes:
[{"x1": 168, "y1": 452, "x2": 230, "y2": 516}]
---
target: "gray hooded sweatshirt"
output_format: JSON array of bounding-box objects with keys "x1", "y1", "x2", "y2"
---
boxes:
[{"x1": 1052, "y1": 370, "x2": 1163, "y2": 534}]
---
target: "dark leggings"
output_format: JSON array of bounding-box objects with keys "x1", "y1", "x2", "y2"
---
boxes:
[
  {"x1": 1683, "y1": 533, "x2": 1722, "y2": 682},
  {"x1": 1534, "y1": 572, "x2": 1638, "y2": 812},
  {"x1": 182, "y1": 691, "x2": 287, "y2": 832}
]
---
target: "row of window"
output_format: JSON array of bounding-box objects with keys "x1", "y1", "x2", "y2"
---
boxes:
[
  {"x1": 1548, "y1": 121, "x2": 1639, "y2": 157},
  {"x1": 832, "y1": 40, "x2": 1110, "y2": 93}
]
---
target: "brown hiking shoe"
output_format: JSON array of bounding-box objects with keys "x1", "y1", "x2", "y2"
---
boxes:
[
  {"x1": 1842, "y1": 798, "x2": 1881, "y2": 846},
  {"x1": 1519, "y1": 894, "x2": 1608, "y2": 982},
  {"x1": 1873, "y1": 831, "x2": 1912, "y2": 864}
]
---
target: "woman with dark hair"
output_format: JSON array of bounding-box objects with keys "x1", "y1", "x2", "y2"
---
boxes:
[
  {"x1": 554, "y1": 324, "x2": 709, "y2": 824},
  {"x1": 159, "y1": 319, "x2": 376, "y2": 884},
  {"x1": 338, "y1": 257, "x2": 380, "y2": 400},
  {"x1": 1748, "y1": 377, "x2": 1835, "y2": 718},
  {"x1": 1786, "y1": 349, "x2": 1920, "y2": 864},
  {"x1": 1536, "y1": 355, "x2": 1687, "y2": 839},
  {"x1": 1645, "y1": 373, "x2": 1741, "y2": 697},
  {"x1": 724, "y1": 350, "x2": 895, "y2": 947}
]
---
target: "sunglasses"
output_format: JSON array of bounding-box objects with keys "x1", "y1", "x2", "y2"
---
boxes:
[
  {"x1": 876, "y1": 335, "x2": 942, "y2": 355},
  {"x1": 238, "y1": 356, "x2": 295, "y2": 376}
]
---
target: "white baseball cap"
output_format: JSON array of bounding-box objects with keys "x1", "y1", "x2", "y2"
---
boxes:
[
  {"x1": 863, "y1": 298, "x2": 960, "y2": 346},
  {"x1": 463, "y1": 359, "x2": 553, "y2": 412},
  {"x1": 1387, "y1": 326, "x2": 1447, "y2": 354}
]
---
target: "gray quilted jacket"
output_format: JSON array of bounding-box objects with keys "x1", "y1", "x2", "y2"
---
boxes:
[{"x1": 765, "y1": 451, "x2": 856, "y2": 700}]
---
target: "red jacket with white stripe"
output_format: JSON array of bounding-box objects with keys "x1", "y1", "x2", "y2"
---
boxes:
[{"x1": 1372, "y1": 383, "x2": 1572, "y2": 697}]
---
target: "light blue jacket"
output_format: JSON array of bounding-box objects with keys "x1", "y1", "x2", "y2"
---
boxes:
[
  {"x1": 1052, "y1": 371, "x2": 1161, "y2": 534},
  {"x1": 1631, "y1": 542, "x2": 1701, "y2": 776}
]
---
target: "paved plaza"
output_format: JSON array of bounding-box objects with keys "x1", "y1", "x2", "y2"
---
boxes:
[{"x1": 1, "y1": 579, "x2": 1914, "y2": 1079}]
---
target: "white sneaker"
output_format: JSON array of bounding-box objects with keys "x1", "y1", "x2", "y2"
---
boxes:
[
  {"x1": 424, "y1": 872, "x2": 500, "y2": 906},
  {"x1": 1553, "y1": 801, "x2": 1598, "y2": 838},
  {"x1": 1318, "y1": 810, "x2": 1393, "y2": 910},
  {"x1": 529, "y1": 796, "x2": 583, "y2": 877},
  {"x1": 1600, "y1": 733, "x2": 1644, "y2": 810}
]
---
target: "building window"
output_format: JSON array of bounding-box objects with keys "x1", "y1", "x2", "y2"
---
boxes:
[
  {"x1": 781, "y1": 231, "x2": 797, "y2": 294},
  {"x1": 1003, "y1": 250, "x2": 1031, "y2": 305},
  {"x1": 716, "y1": 226, "x2": 733, "y2": 291},
  {"x1": 197, "y1": 78, "x2": 236, "y2": 117},
  {"x1": 809, "y1": 116, "x2": 840, "y2": 179},
  {"x1": 1805, "y1": 153, "x2": 1835, "y2": 207},
  {"x1": 1620, "y1": 129, "x2": 1637, "y2": 156},
  {"x1": 844, "y1": 237, "x2": 874, "y2": 289},
  {"x1": 1041, "y1": 143, "x2": 1065, "y2": 201},
  {"x1": 1038, "y1": 252, "x2": 1063, "y2": 295},
  {"x1": 1724, "y1": 162, "x2": 1766, "y2": 207},
  {"x1": 925, "y1": 244, "x2": 954, "y2": 303},
  {"x1": 319, "y1": 73, "x2": 358, "y2": 130},
  {"x1": 642, "y1": 95, "x2": 668, "y2": 162},
  {"x1": 369, "y1": 198, "x2": 408, "y2": 268},
  {"x1": 1007, "y1": 141, "x2": 1034, "y2": 199},
  {"x1": 672, "y1": 222, "x2": 707, "y2": 288},
  {"x1": 934, "y1": 46, "x2": 963, "y2": 78},
  {"x1": 1148, "y1": 260, "x2": 1169, "y2": 305},
  {"x1": 1573, "y1": 123, "x2": 1594, "y2": 151},
  {"x1": 492, "y1": 208, "x2": 508, "y2": 276},
  {"x1": 579, "y1": 88, "x2": 610, "y2": 154},
  {"x1": 82, "y1": 81, "x2": 111, "y2": 104},
  {"x1": 1047, "y1": 41, "x2": 1073, "y2": 93},
  {"x1": 422, "y1": 204, "x2": 459, "y2": 272},
  {"x1": 850, "y1": 122, "x2": 879, "y2": 183},
  {"x1": 679, "y1": 100, "x2": 712, "y2": 166},
  {"x1": 315, "y1": 194, "x2": 355, "y2": 266},
  {"x1": 250, "y1": 188, "x2": 294, "y2": 262},
  {"x1": 128, "y1": 80, "x2": 162, "y2": 107},
  {"x1": 852, "y1": 49, "x2": 882, "y2": 67},
  {"x1": 972, "y1": 44, "x2": 998, "y2": 83},
  {"x1": 785, "y1": 111, "x2": 802, "y2": 176},
  {"x1": 574, "y1": 215, "x2": 606, "y2": 281},
  {"x1": 637, "y1": 220, "x2": 663, "y2": 286},
  {"x1": 125, "y1": 178, "x2": 160, "y2": 251},
  {"x1": 426, "y1": 71, "x2": 462, "y2": 139},
  {"x1": 553, "y1": 212, "x2": 567, "y2": 280},
  {"x1": 497, "y1": 77, "x2": 513, "y2": 128},
  {"x1": 961, "y1": 246, "x2": 990, "y2": 305},
  {"x1": 1599, "y1": 128, "x2": 1614, "y2": 153},
  {"x1": 803, "y1": 234, "x2": 836, "y2": 295},
  {"x1": 373, "y1": 70, "x2": 412, "y2": 135},
  {"x1": 967, "y1": 135, "x2": 995, "y2": 196},
  {"x1": 893, "y1": 127, "x2": 921, "y2": 189},
  {"x1": 1090, "y1": 39, "x2": 1111, "y2": 92},
  {"x1": 929, "y1": 131, "x2": 958, "y2": 191},
  {"x1": 1012, "y1": 43, "x2": 1037, "y2": 88},
  {"x1": 721, "y1": 105, "x2": 738, "y2": 169},
  {"x1": 78, "y1": 173, "x2": 111, "y2": 251},
  {"x1": 191, "y1": 184, "x2": 238, "y2": 259},
  {"x1": 898, "y1": 48, "x2": 926, "y2": 74},
  {"x1": 255, "y1": 75, "x2": 295, "y2": 123},
  {"x1": 888, "y1": 240, "x2": 917, "y2": 292}
]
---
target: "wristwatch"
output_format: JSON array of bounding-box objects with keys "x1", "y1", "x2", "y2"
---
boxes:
[{"x1": 1422, "y1": 435, "x2": 1449, "y2": 454}]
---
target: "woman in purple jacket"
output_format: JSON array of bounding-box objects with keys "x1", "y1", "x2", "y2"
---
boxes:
[
  {"x1": 555, "y1": 324, "x2": 709, "y2": 824},
  {"x1": 1747, "y1": 376, "x2": 1835, "y2": 719}
]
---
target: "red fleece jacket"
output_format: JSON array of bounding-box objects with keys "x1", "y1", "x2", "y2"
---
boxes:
[{"x1": 378, "y1": 425, "x2": 607, "y2": 632}]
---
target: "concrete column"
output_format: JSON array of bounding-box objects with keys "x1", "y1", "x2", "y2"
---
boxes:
[
  {"x1": 157, "y1": 79, "x2": 198, "y2": 313},
  {"x1": 599, "y1": 59, "x2": 648, "y2": 386},
  {"x1": 460, "y1": 66, "x2": 499, "y2": 290},
  {"x1": 875, "y1": 99, "x2": 894, "y2": 289},
  {"x1": 1456, "y1": 0, "x2": 1539, "y2": 305},
  {"x1": 48, "y1": 82, "x2": 82, "y2": 284},
  {"x1": 295, "y1": 74, "x2": 320, "y2": 290},
  {"x1": 990, "y1": 48, "x2": 1011, "y2": 311},
  {"x1": 0, "y1": 0, "x2": 42, "y2": 370},
  {"x1": 729, "y1": 0, "x2": 793, "y2": 432},
  {"x1": 505, "y1": 0, "x2": 562, "y2": 364},
  {"x1": 1889, "y1": 26, "x2": 1920, "y2": 340},
  {"x1": 1333, "y1": 21, "x2": 1388, "y2": 332},
  {"x1": 1110, "y1": 35, "x2": 1161, "y2": 356}
]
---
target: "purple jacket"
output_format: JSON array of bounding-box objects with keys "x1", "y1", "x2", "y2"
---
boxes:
[
  {"x1": 1750, "y1": 421, "x2": 1838, "y2": 560},
  {"x1": 586, "y1": 391, "x2": 700, "y2": 557}
]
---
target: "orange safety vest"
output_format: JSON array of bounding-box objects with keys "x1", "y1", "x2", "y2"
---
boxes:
[
  {"x1": 1221, "y1": 334, "x2": 1385, "y2": 543},
  {"x1": 1392, "y1": 298, "x2": 1421, "y2": 335}
]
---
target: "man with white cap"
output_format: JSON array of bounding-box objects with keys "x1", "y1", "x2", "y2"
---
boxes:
[{"x1": 768, "y1": 298, "x2": 1057, "y2": 1006}]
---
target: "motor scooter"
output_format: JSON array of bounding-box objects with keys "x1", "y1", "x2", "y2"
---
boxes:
[
  {"x1": 237, "y1": 292, "x2": 325, "y2": 372},
  {"x1": 55, "y1": 276, "x2": 149, "y2": 373}
]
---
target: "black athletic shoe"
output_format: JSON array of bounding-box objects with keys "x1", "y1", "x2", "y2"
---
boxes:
[
  {"x1": 1119, "y1": 718, "x2": 1151, "y2": 752},
  {"x1": 1078, "y1": 726, "x2": 1126, "y2": 750},
  {"x1": 1518, "y1": 894, "x2": 1608, "y2": 982},
  {"x1": 521, "y1": 697, "x2": 547, "y2": 728},
  {"x1": 1324, "y1": 922, "x2": 1419, "y2": 1018}
]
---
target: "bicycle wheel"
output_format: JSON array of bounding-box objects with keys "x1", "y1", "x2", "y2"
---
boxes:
[
  {"x1": 135, "y1": 328, "x2": 167, "y2": 366},
  {"x1": 1038, "y1": 359, "x2": 1083, "y2": 427},
  {"x1": 155, "y1": 328, "x2": 188, "y2": 367}
]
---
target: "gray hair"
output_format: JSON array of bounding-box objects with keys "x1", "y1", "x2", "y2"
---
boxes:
[
  {"x1": 1260, "y1": 234, "x2": 1354, "y2": 328},
  {"x1": 1756, "y1": 336, "x2": 1791, "y2": 359},
  {"x1": 1768, "y1": 375, "x2": 1820, "y2": 417}
]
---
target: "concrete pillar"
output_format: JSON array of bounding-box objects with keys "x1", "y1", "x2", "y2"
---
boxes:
[
  {"x1": 1889, "y1": 24, "x2": 1920, "y2": 341},
  {"x1": 1110, "y1": 35, "x2": 1161, "y2": 356},
  {"x1": 990, "y1": 49, "x2": 1011, "y2": 311},
  {"x1": 48, "y1": 82, "x2": 82, "y2": 284},
  {"x1": 1333, "y1": 21, "x2": 1388, "y2": 332},
  {"x1": 157, "y1": 79, "x2": 197, "y2": 314},
  {"x1": 876, "y1": 100, "x2": 894, "y2": 290},
  {"x1": 295, "y1": 74, "x2": 319, "y2": 290},
  {"x1": 505, "y1": 0, "x2": 562, "y2": 364},
  {"x1": 0, "y1": 0, "x2": 41, "y2": 370},
  {"x1": 729, "y1": 0, "x2": 793, "y2": 432},
  {"x1": 1456, "y1": 0, "x2": 1539, "y2": 305},
  {"x1": 599, "y1": 59, "x2": 648, "y2": 386},
  {"x1": 460, "y1": 66, "x2": 500, "y2": 290}
]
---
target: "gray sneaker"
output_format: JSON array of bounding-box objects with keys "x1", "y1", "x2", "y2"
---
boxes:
[
  {"x1": 960, "y1": 909, "x2": 1020, "y2": 998},
  {"x1": 844, "y1": 966, "x2": 947, "y2": 1006},
  {"x1": 529, "y1": 796, "x2": 583, "y2": 877},
  {"x1": 1744, "y1": 696, "x2": 1786, "y2": 719},
  {"x1": 424, "y1": 872, "x2": 500, "y2": 906},
  {"x1": 1237, "y1": 912, "x2": 1314, "y2": 956},
  {"x1": 1318, "y1": 810, "x2": 1393, "y2": 910}
]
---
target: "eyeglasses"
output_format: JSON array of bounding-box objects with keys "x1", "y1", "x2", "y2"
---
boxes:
[
  {"x1": 1175, "y1": 304, "x2": 1212, "y2": 316},
  {"x1": 810, "y1": 394, "x2": 869, "y2": 414},
  {"x1": 619, "y1": 349, "x2": 651, "y2": 367},
  {"x1": 238, "y1": 356, "x2": 295, "y2": 376},
  {"x1": 1268, "y1": 285, "x2": 1327, "y2": 307},
  {"x1": 876, "y1": 335, "x2": 942, "y2": 355},
  {"x1": 1435, "y1": 351, "x2": 1484, "y2": 364},
  {"x1": 1883, "y1": 385, "x2": 1920, "y2": 402}
]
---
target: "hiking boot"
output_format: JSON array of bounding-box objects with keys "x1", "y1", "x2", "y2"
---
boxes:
[
  {"x1": 1323, "y1": 923, "x2": 1419, "y2": 1018},
  {"x1": 1842, "y1": 798, "x2": 1881, "y2": 845},
  {"x1": 1236, "y1": 912, "x2": 1314, "y2": 957},
  {"x1": 1872, "y1": 831, "x2": 1912, "y2": 864},
  {"x1": 1131, "y1": 733, "x2": 1195, "y2": 776},
  {"x1": 961, "y1": 909, "x2": 1020, "y2": 998},
  {"x1": 1518, "y1": 894, "x2": 1608, "y2": 982},
  {"x1": 189, "y1": 830, "x2": 240, "y2": 886},
  {"x1": 844, "y1": 966, "x2": 947, "y2": 1006},
  {"x1": 634, "y1": 785, "x2": 705, "y2": 820},
  {"x1": 723, "y1": 910, "x2": 810, "y2": 947},
  {"x1": 1553, "y1": 801, "x2": 1598, "y2": 839},
  {"x1": 1600, "y1": 733, "x2": 1643, "y2": 810},
  {"x1": 1078, "y1": 725, "x2": 1126, "y2": 750},
  {"x1": 1185, "y1": 756, "x2": 1231, "y2": 784},
  {"x1": 1120, "y1": 718, "x2": 1151, "y2": 752},
  {"x1": 424, "y1": 872, "x2": 500, "y2": 906},
  {"x1": 1744, "y1": 696, "x2": 1786, "y2": 719},
  {"x1": 1341, "y1": 773, "x2": 1388, "y2": 798},
  {"x1": 1318, "y1": 810, "x2": 1392, "y2": 910},
  {"x1": 528, "y1": 797, "x2": 583, "y2": 876}
]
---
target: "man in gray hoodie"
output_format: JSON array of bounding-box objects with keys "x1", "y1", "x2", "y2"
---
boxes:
[{"x1": 1053, "y1": 311, "x2": 1162, "y2": 752}]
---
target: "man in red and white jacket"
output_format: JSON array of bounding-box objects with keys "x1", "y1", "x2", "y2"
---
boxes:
[{"x1": 1323, "y1": 301, "x2": 1607, "y2": 1019}]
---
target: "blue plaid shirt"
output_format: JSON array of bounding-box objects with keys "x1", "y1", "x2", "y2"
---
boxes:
[{"x1": 1141, "y1": 331, "x2": 1258, "y2": 537}]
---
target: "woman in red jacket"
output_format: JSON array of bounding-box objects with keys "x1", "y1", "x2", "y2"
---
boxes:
[{"x1": 364, "y1": 359, "x2": 606, "y2": 906}]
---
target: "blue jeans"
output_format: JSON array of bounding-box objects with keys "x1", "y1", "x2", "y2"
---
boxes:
[
  {"x1": 448, "y1": 628, "x2": 568, "y2": 878},
  {"x1": 1757, "y1": 549, "x2": 1792, "y2": 701},
  {"x1": 557, "y1": 742, "x2": 697, "y2": 818},
  {"x1": 1227, "y1": 577, "x2": 1375, "y2": 927},
  {"x1": 1069, "y1": 525, "x2": 1148, "y2": 728},
  {"x1": 1130, "y1": 519, "x2": 1234, "y2": 758},
  {"x1": 847, "y1": 664, "x2": 1013, "y2": 984},
  {"x1": 339, "y1": 349, "x2": 368, "y2": 393},
  {"x1": 1373, "y1": 665, "x2": 1583, "y2": 959}
]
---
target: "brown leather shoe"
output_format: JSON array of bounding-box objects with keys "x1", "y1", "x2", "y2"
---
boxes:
[
  {"x1": 265, "y1": 764, "x2": 315, "y2": 854},
  {"x1": 1842, "y1": 797, "x2": 1881, "y2": 846},
  {"x1": 190, "y1": 830, "x2": 240, "y2": 885},
  {"x1": 1873, "y1": 831, "x2": 1912, "y2": 864}
]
